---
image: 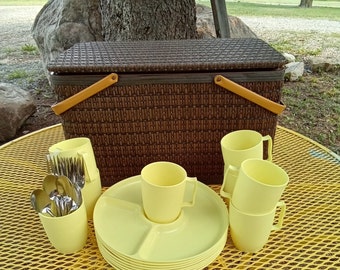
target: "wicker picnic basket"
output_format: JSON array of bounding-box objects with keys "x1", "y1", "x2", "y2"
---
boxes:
[{"x1": 48, "y1": 38, "x2": 287, "y2": 186}]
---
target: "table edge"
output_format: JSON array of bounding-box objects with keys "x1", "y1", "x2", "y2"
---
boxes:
[{"x1": 1, "y1": 124, "x2": 339, "y2": 161}]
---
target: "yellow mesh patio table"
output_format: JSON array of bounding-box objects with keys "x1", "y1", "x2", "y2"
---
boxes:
[{"x1": 0, "y1": 124, "x2": 339, "y2": 269}]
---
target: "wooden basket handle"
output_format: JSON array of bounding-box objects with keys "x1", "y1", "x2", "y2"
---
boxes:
[
  {"x1": 214, "y1": 75, "x2": 286, "y2": 115},
  {"x1": 51, "y1": 73, "x2": 119, "y2": 115}
]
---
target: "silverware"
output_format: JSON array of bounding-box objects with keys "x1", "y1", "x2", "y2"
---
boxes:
[
  {"x1": 43, "y1": 153, "x2": 86, "y2": 217},
  {"x1": 42, "y1": 174, "x2": 62, "y2": 216},
  {"x1": 30, "y1": 189, "x2": 55, "y2": 217},
  {"x1": 47, "y1": 154, "x2": 85, "y2": 189},
  {"x1": 56, "y1": 175, "x2": 82, "y2": 212},
  {"x1": 38, "y1": 174, "x2": 81, "y2": 217}
]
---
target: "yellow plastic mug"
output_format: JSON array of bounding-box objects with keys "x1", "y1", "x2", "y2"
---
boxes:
[
  {"x1": 141, "y1": 161, "x2": 197, "y2": 224},
  {"x1": 39, "y1": 201, "x2": 88, "y2": 254},
  {"x1": 80, "y1": 168, "x2": 102, "y2": 219},
  {"x1": 232, "y1": 159, "x2": 289, "y2": 213},
  {"x1": 229, "y1": 201, "x2": 286, "y2": 253},
  {"x1": 49, "y1": 137, "x2": 98, "y2": 181},
  {"x1": 220, "y1": 165, "x2": 239, "y2": 200},
  {"x1": 49, "y1": 137, "x2": 102, "y2": 219},
  {"x1": 220, "y1": 130, "x2": 272, "y2": 199}
]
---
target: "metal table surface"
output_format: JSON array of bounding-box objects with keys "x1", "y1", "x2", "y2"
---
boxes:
[{"x1": 0, "y1": 124, "x2": 339, "y2": 269}]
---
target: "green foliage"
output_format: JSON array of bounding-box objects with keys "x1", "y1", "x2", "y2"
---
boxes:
[
  {"x1": 197, "y1": 1, "x2": 340, "y2": 20},
  {"x1": 270, "y1": 40, "x2": 295, "y2": 53},
  {"x1": 280, "y1": 70, "x2": 340, "y2": 154},
  {"x1": 229, "y1": 3, "x2": 339, "y2": 20},
  {"x1": 21, "y1": 44, "x2": 38, "y2": 54},
  {"x1": 0, "y1": 0, "x2": 47, "y2": 5},
  {"x1": 7, "y1": 70, "x2": 28, "y2": 80},
  {"x1": 270, "y1": 39, "x2": 323, "y2": 61},
  {"x1": 4, "y1": 47, "x2": 16, "y2": 54}
]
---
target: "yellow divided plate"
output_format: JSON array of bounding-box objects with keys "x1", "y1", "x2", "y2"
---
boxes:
[
  {"x1": 93, "y1": 175, "x2": 228, "y2": 263},
  {"x1": 96, "y1": 234, "x2": 227, "y2": 270}
]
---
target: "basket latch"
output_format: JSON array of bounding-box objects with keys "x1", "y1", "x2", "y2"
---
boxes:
[
  {"x1": 51, "y1": 73, "x2": 119, "y2": 115},
  {"x1": 214, "y1": 75, "x2": 286, "y2": 115}
]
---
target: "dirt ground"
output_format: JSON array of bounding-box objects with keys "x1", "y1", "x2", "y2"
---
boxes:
[{"x1": 0, "y1": 6, "x2": 339, "y2": 155}]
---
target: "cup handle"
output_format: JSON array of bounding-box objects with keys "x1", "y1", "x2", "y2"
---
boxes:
[
  {"x1": 262, "y1": 135, "x2": 273, "y2": 161},
  {"x1": 78, "y1": 151, "x2": 96, "y2": 182},
  {"x1": 272, "y1": 201, "x2": 286, "y2": 231},
  {"x1": 182, "y1": 177, "x2": 198, "y2": 208},
  {"x1": 220, "y1": 165, "x2": 238, "y2": 199}
]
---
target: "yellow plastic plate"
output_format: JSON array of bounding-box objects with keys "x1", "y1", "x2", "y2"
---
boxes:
[
  {"x1": 93, "y1": 175, "x2": 228, "y2": 263},
  {"x1": 97, "y1": 235, "x2": 226, "y2": 270}
]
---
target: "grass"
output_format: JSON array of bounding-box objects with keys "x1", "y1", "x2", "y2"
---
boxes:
[
  {"x1": 0, "y1": 0, "x2": 47, "y2": 5},
  {"x1": 1, "y1": 44, "x2": 38, "y2": 57},
  {"x1": 7, "y1": 70, "x2": 28, "y2": 80},
  {"x1": 226, "y1": 0, "x2": 340, "y2": 7},
  {"x1": 197, "y1": 1, "x2": 340, "y2": 20},
  {"x1": 2, "y1": 0, "x2": 339, "y2": 20},
  {"x1": 3, "y1": 47, "x2": 16, "y2": 54},
  {"x1": 2, "y1": 0, "x2": 340, "y2": 10},
  {"x1": 280, "y1": 70, "x2": 340, "y2": 154},
  {"x1": 229, "y1": 3, "x2": 339, "y2": 20},
  {"x1": 21, "y1": 43, "x2": 38, "y2": 54},
  {"x1": 270, "y1": 38, "x2": 322, "y2": 57}
]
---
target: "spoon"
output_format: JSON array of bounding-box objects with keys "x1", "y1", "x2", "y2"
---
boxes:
[
  {"x1": 30, "y1": 189, "x2": 55, "y2": 217},
  {"x1": 42, "y1": 174, "x2": 58, "y2": 196},
  {"x1": 41, "y1": 174, "x2": 81, "y2": 216},
  {"x1": 43, "y1": 174, "x2": 64, "y2": 216},
  {"x1": 57, "y1": 175, "x2": 82, "y2": 207}
]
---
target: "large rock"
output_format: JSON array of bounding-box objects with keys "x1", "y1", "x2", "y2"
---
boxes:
[
  {"x1": 32, "y1": 2, "x2": 256, "y2": 76},
  {"x1": 32, "y1": 0, "x2": 103, "y2": 78},
  {"x1": 307, "y1": 56, "x2": 339, "y2": 72},
  {"x1": 284, "y1": 62, "x2": 305, "y2": 82},
  {"x1": 0, "y1": 83, "x2": 36, "y2": 142},
  {"x1": 282, "y1": 52, "x2": 296, "y2": 63},
  {"x1": 196, "y1": 4, "x2": 257, "y2": 39}
]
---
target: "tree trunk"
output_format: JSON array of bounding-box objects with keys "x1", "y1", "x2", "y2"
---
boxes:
[
  {"x1": 299, "y1": 0, "x2": 313, "y2": 8},
  {"x1": 101, "y1": 0, "x2": 198, "y2": 41}
]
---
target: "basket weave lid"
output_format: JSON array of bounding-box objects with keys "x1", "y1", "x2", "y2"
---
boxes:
[{"x1": 47, "y1": 38, "x2": 287, "y2": 74}]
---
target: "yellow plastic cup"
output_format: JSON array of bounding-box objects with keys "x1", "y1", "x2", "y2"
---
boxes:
[
  {"x1": 220, "y1": 130, "x2": 272, "y2": 199},
  {"x1": 229, "y1": 201, "x2": 286, "y2": 253},
  {"x1": 49, "y1": 137, "x2": 98, "y2": 181},
  {"x1": 38, "y1": 201, "x2": 88, "y2": 254},
  {"x1": 49, "y1": 137, "x2": 102, "y2": 219},
  {"x1": 81, "y1": 169, "x2": 102, "y2": 219},
  {"x1": 220, "y1": 165, "x2": 239, "y2": 200},
  {"x1": 232, "y1": 159, "x2": 289, "y2": 213},
  {"x1": 141, "y1": 161, "x2": 197, "y2": 224}
]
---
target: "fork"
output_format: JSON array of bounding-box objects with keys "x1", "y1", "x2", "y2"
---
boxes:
[{"x1": 46, "y1": 154, "x2": 85, "y2": 189}]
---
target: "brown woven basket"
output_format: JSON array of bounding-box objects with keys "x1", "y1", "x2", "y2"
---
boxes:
[{"x1": 48, "y1": 38, "x2": 287, "y2": 186}]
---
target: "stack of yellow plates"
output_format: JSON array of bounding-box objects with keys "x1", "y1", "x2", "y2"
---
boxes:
[{"x1": 93, "y1": 176, "x2": 228, "y2": 270}]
